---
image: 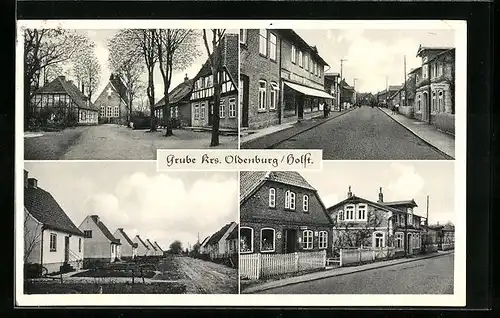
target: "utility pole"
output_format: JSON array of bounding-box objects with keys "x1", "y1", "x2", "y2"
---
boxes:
[
  {"x1": 404, "y1": 55, "x2": 407, "y2": 106},
  {"x1": 385, "y1": 76, "x2": 389, "y2": 107},
  {"x1": 353, "y1": 78, "x2": 358, "y2": 106},
  {"x1": 340, "y1": 59, "x2": 347, "y2": 110}
]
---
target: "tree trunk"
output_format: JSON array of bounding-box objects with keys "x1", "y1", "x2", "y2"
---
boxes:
[
  {"x1": 24, "y1": 75, "x2": 32, "y2": 130},
  {"x1": 148, "y1": 68, "x2": 156, "y2": 132},
  {"x1": 211, "y1": 76, "x2": 221, "y2": 147}
]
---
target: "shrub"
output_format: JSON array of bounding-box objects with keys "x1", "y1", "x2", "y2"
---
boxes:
[{"x1": 24, "y1": 263, "x2": 44, "y2": 279}]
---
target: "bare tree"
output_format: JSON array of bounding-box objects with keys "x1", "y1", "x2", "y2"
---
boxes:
[
  {"x1": 24, "y1": 213, "x2": 43, "y2": 264},
  {"x1": 156, "y1": 29, "x2": 201, "y2": 136},
  {"x1": 72, "y1": 43, "x2": 101, "y2": 101},
  {"x1": 202, "y1": 29, "x2": 226, "y2": 147},
  {"x1": 40, "y1": 63, "x2": 63, "y2": 86}
]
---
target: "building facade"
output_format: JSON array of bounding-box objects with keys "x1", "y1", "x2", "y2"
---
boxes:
[
  {"x1": 324, "y1": 73, "x2": 340, "y2": 111},
  {"x1": 78, "y1": 215, "x2": 122, "y2": 263},
  {"x1": 154, "y1": 75, "x2": 194, "y2": 128},
  {"x1": 206, "y1": 222, "x2": 238, "y2": 259},
  {"x1": 94, "y1": 74, "x2": 129, "y2": 125},
  {"x1": 240, "y1": 171, "x2": 333, "y2": 255},
  {"x1": 133, "y1": 235, "x2": 151, "y2": 257},
  {"x1": 113, "y1": 228, "x2": 138, "y2": 259}
]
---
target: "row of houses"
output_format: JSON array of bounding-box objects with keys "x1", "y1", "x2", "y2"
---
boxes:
[
  {"x1": 199, "y1": 221, "x2": 239, "y2": 261},
  {"x1": 23, "y1": 170, "x2": 164, "y2": 275},
  {"x1": 239, "y1": 171, "x2": 454, "y2": 259},
  {"x1": 377, "y1": 45, "x2": 456, "y2": 135}
]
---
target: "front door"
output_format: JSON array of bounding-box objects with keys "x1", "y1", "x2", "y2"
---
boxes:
[
  {"x1": 64, "y1": 236, "x2": 70, "y2": 263},
  {"x1": 240, "y1": 75, "x2": 249, "y2": 128},
  {"x1": 284, "y1": 229, "x2": 297, "y2": 254}
]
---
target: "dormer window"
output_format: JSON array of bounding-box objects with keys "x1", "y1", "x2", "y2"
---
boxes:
[
  {"x1": 285, "y1": 190, "x2": 296, "y2": 210},
  {"x1": 269, "y1": 188, "x2": 276, "y2": 207},
  {"x1": 303, "y1": 194, "x2": 309, "y2": 212},
  {"x1": 337, "y1": 210, "x2": 344, "y2": 221}
]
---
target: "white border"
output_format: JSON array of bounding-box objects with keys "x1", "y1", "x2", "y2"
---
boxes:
[{"x1": 16, "y1": 19, "x2": 466, "y2": 307}]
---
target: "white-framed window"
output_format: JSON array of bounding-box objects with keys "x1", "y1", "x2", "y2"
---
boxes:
[
  {"x1": 100, "y1": 106, "x2": 105, "y2": 117},
  {"x1": 239, "y1": 29, "x2": 247, "y2": 44},
  {"x1": 438, "y1": 90, "x2": 444, "y2": 112},
  {"x1": 319, "y1": 231, "x2": 328, "y2": 249},
  {"x1": 373, "y1": 231, "x2": 385, "y2": 248},
  {"x1": 423, "y1": 64, "x2": 428, "y2": 78},
  {"x1": 357, "y1": 204, "x2": 367, "y2": 221},
  {"x1": 303, "y1": 194, "x2": 309, "y2": 212},
  {"x1": 219, "y1": 99, "x2": 225, "y2": 118},
  {"x1": 194, "y1": 104, "x2": 200, "y2": 120},
  {"x1": 114, "y1": 106, "x2": 119, "y2": 117},
  {"x1": 395, "y1": 232, "x2": 404, "y2": 249},
  {"x1": 337, "y1": 210, "x2": 344, "y2": 221},
  {"x1": 291, "y1": 45, "x2": 296, "y2": 63},
  {"x1": 260, "y1": 228, "x2": 276, "y2": 252},
  {"x1": 345, "y1": 204, "x2": 355, "y2": 221},
  {"x1": 298, "y1": 51, "x2": 303, "y2": 67},
  {"x1": 302, "y1": 230, "x2": 313, "y2": 250},
  {"x1": 408, "y1": 211, "x2": 413, "y2": 225},
  {"x1": 49, "y1": 233, "x2": 57, "y2": 252},
  {"x1": 201, "y1": 103, "x2": 206, "y2": 119},
  {"x1": 284, "y1": 190, "x2": 296, "y2": 210},
  {"x1": 80, "y1": 110, "x2": 86, "y2": 121},
  {"x1": 228, "y1": 98, "x2": 236, "y2": 118},
  {"x1": 270, "y1": 82, "x2": 278, "y2": 110},
  {"x1": 106, "y1": 106, "x2": 112, "y2": 117},
  {"x1": 415, "y1": 233, "x2": 421, "y2": 248},
  {"x1": 417, "y1": 94, "x2": 421, "y2": 111},
  {"x1": 304, "y1": 54, "x2": 309, "y2": 70},
  {"x1": 259, "y1": 29, "x2": 267, "y2": 56},
  {"x1": 258, "y1": 80, "x2": 267, "y2": 111},
  {"x1": 240, "y1": 227, "x2": 253, "y2": 253},
  {"x1": 438, "y1": 63, "x2": 443, "y2": 76},
  {"x1": 269, "y1": 32, "x2": 277, "y2": 61},
  {"x1": 84, "y1": 230, "x2": 92, "y2": 238},
  {"x1": 432, "y1": 90, "x2": 437, "y2": 113},
  {"x1": 269, "y1": 187, "x2": 276, "y2": 207}
]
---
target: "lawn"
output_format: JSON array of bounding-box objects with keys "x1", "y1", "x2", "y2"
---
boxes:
[
  {"x1": 153, "y1": 256, "x2": 187, "y2": 280},
  {"x1": 24, "y1": 127, "x2": 84, "y2": 160},
  {"x1": 24, "y1": 281, "x2": 186, "y2": 294}
]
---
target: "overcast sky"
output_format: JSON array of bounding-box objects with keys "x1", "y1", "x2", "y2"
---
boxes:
[
  {"x1": 301, "y1": 161, "x2": 455, "y2": 225},
  {"x1": 24, "y1": 162, "x2": 238, "y2": 251},
  {"x1": 295, "y1": 28, "x2": 455, "y2": 93}
]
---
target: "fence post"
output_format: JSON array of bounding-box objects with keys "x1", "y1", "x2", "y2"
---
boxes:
[
  {"x1": 339, "y1": 249, "x2": 343, "y2": 267},
  {"x1": 322, "y1": 250, "x2": 327, "y2": 268},
  {"x1": 256, "y1": 253, "x2": 261, "y2": 280},
  {"x1": 294, "y1": 252, "x2": 299, "y2": 272}
]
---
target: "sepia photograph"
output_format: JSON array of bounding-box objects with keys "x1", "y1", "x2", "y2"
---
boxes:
[
  {"x1": 22, "y1": 162, "x2": 239, "y2": 294},
  {"x1": 239, "y1": 28, "x2": 457, "y2": 160},
  {"x1": 239, "y1": 162, "x2": 455, "y2": 294},
  {"x1": 22, "y1": 27, "x2": 239, "y2": 160}
]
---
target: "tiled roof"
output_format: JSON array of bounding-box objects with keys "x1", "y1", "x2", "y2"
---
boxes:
[
  {"x1": 154, "y1": 241, "x2": 164, "y2": 251},
  {"x1": 35, "y1": 76, "x2": 98, "y2": 111},
  {"x1": 327, "y1": 195, "x2": 404, "y2": 214},
  {"x1": 117, "y1": 228, "x2": 137, "y2": 248},
  {"x1": 109, "y1": 74, "x2": 129, "y2": 104},
  {"x1": 90, "y1": 215, "x2": 121, "y2": 244},
  {"x1": 226, "y1": 224, "x2": 238, "y2": 240},
  {"x1": 135, "y1": 235, "x2": 150, "y2": 249},
  {"x1": 200, "y1": 235, "x2": 211, "y2": 247},
  {"x1": 382, "y1": 200, "x2": 418, "y2": 208},
  {"x1": 24, "y1": 186, "x2": 84, "y2": 236},
  {"x1": 207, "y1": 222, "x2": 235, "y2": 246},
  {"x1": 146, "y1": 239, "x2": 157, "y2": 251},
  {"x1": 417, "y1": 45, "x2": 454, "y2": 57},
  {"x1": 154, "y1": 79, "x2": 194, "y2": 108}
]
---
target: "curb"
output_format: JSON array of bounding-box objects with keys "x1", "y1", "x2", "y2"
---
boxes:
[
  {"x1": 265, "y1": 108, "x2": 356, "y2": 149},
  {"x1": 243, "y1": 250, "x2": 454, "y2": 294},
  {"x1": 376, "y1": 107, "x2": 455, "y2": 160}
]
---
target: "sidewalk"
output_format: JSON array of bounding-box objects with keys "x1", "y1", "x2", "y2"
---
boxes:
[
  {"x1": 240, "y1": 109, "x2": 354, "y2": 149},
  {"x1": 242, "y1": 250, "x2": 454, "y2": 294},
  {"x1": 378, "y1": 107, "x2": 455, "y2": 159}
]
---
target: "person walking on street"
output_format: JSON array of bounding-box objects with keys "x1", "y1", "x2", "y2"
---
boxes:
[{"x1": 395, "y1": 103, "x2": 399, "y2": 114}]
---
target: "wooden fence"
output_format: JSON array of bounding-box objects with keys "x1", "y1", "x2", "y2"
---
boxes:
[
  {"x1": 340, "y1": 247, "x2": 402, "y2": 266},
  {"x1": 240, "y1": 250, "x2": 327, "y2": 280}
]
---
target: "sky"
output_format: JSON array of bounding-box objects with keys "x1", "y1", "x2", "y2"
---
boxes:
[
  {"x1": 24, "y1": 162, "x2": 239, "y2": 251},
  {"x1": 301, "y1": 161, "x2": 455, "y2": 225},
  {"x1": 295, "y1": 28, "x2": 455, "y2": 93},
  {"x1": 62, "y1": 29, "x2": 237, "y2": 105}
]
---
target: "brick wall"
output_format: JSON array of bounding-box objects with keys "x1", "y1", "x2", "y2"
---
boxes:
[
  {"x1": 94, "y1": 82, "x2": 128, "y2": 125},
  {"x1": 280, "y1": 37, "x2": 324, "y2": 89},
  {"x1": 430, "y1": 113, "x2": 455, "y2": 135}
]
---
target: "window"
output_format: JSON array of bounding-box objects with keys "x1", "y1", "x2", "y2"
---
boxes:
[
  {"x1": 100, "y1": 106, "x2": 105, "y2": 117},
  {"x1": 438, "y1": 63, "x2": 443, "y2": 76},
  {"x1": 80, "y1": 110, "x2": 86, "y2": 121},
  {"x1": 337, "y1": 210, "x2": 344, "y2": 221},
  {"x1": 417, "y1": 94, "x2": 421, "y2": 111},
  {"x1": 345, "y1": 204, "x2": 355, "y2": 221},
  {"x1": 49, "y1": 233, "x2": 57, "y2": 252},
  {"x1": 239, "y1": 29, "x2": 247, "y2": 44},
  {"x1": 268, "y1": 188, "x2": 276, "y2": 207},
  {"x1": 240, "y1": 227, "x2": 253, "y2": 253},
  {"x1": 423, "y1": 65, "x2": 428, "y2": 78},
  {"x1": 319, "y1": 231, "x2": 328, "y2": 249},
  {"x1": 373, "y1": 231, "x2": 385, "y2": 248},
  {"x1": 201, "y1": 103, "x2": 206, "y2": 119},
  {"x1": 438, "y1": 90, "x2": 444, "y2": 112},
  {"x1": 260, "y1": 228, "x2": 275, "y2": 252},
  {"x1": 79, "y1": 238, "x2": 82, "y2": 252},
  {"x1": 228, "y1": 98, "x2": 236, "y2": 118},
  {"x1": 258, "y1": 80, "x2": 267, "y2": 111},
  {"x1": 303, "y1": 194, "x2": 309, "y2": 212},
  {"x1": 84, "y1": 230, "x2": 92, "y2": 238},
  {"x1": 432, "y1": 91, "x2": 437, "y2": 113},
  {"x1": 114, "y1": 106, "x2": 119, "y2": 117},
  {"x1": 313, "y1": 61, "x2": 316, "y2": 75},
  {"x1": 259, "y1": 29, "x2": 267, "y2": 56},
  {"x1": 408, "y1": 213, "x2": 413, "y2": 226},
  {"x1": 269, "y1": 33, "x2": 277, "y2": 61},
  {"x1": 194, "y1": 104, "x2": 200, "y2": 120},
  {"x1": 298, "y1": 51, "x2": 303, "y2": 67},
  {"x1": 219, "y1": 100, "x2": 225, "y2": 118},
  {"x1": 302, "y1": 230, "x2": 313, "y2": 249},
  {"x1": 395, "y1": 232, "x2": 404, "y2": 249},
  {"x1": 357, "y1": 204, "x2": 367, "y2": 220},
  {"x1": 106, "y1": 106, "x2": 112, "y2": 117},
  {"x1": 284, "y1": 190, "x2": 296, "y2": 210},
  {"x1": 304, "y1": 54, "x2": 309, "y2": 70},
  {"x1": 270, "y1": 82, "x2": 278, "y2": 110},
  {"x1": 291, "y1": 45, "x2": 296, "y2": 63}
]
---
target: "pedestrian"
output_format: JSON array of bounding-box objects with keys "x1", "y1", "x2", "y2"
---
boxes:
[
  {"x1": 391, "y1": 105, "x2": 395, "y2": 115},
  {"x1": 395, "y1": 103, "x2": 399, "y2": 114}
]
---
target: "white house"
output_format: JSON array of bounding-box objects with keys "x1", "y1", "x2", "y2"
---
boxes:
[
  {"x1": 78, "y1": 215, "x2": 122, "y2": 263},
  {"x1": 206, "y1": 222, "x2": 238, "y2": 260},
  {"x1": 146, "y1": 239, "x2": 160, "y2": 256},
  {"x1": 153, "y1": 241, "x2": 164, "y2": 256},
  {"x1": 113, "y1": 228, "x2": 138, "y2": 259},
  {"x1": 133, "y1": 235, "x2": 151, "y2": 257},
  {"x1": 24, "y1": 170, "x2": 85, "y2": 274},
  {"x1": 199, "y1": 235, "x2": 211, "y2": 255}
]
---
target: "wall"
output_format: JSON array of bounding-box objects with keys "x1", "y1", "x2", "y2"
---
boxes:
[
  {"x1": 398, "y1": 105, "x2": 414, "y2": 118},
  {"x1": 94, "y1": 82, "x2": 128, "y2": 125},
  {"x1": 133, "y1": 237, "x2": 150, "y2": 256},
  {"x1": 42, "y1": 229, "x2": 84, "y2": 272},
  {"x1": 113, "y1": 230, "x2": 134, "y2": 258},
  {"x1": 78, "y1": 216, "x2": 111, "y2": 260},
  {"x1": 240, "y1": 29, "x2": 281, "y2": 129},
  {"x1": 190, "y1": 93, "x2": 238, "y2": 129},
  {"x1": 78, "y1": 109, "x2": 99, "y2": 125},
  {"x1": 24, "y1": 210, "x2": 42, "y2": 265}
]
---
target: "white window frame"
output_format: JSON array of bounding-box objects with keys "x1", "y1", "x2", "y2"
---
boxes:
[
  {"x1": 408, "y1": 212, "x2": 413, "y2": 225},
  {"x1": 291, "y1": 45, "x2": 296, "y2": 63},
  {"x1": 373, "y1": 231, "x2": 385, "y2": 248},
  {"x1": 269, "y1": 32, "x2": 277, "y2": 61},
  {"x1": 319, "y1": 231, "x2": 328, "y2": 249},
  {"x1": 303, "y1": 194, "x2": 309, "y2": 212},
  {"x1": 228, "y1": 98, "x2": 236, "y2": 118},
  {"x1": 302, "y1": 230, "x2": 313, "y2": 250},
  {"x1": 259, "y1": 29, "x2": 267, "y2": 56},
  {"x1": 106, "y1": 106, "x2": 112, "y2": 117},
  {"x1": 285, "y1": 190, "x2": 296, "y2": 210},
  {"x1": 219, "y1": 99, "x2": 225, "y2": 118},
  {"x1": 114, "y1": 106, "x2": 119, "y2": 117},
  {"x1": 100, "y1": 106, "x2": 105, "y2": 117},
  {"x1": 269, "y1": 187, "x2": 276, "y2": 208},
  {"x1": 289, "y1": 191, "x2": 296, "y2": 210},
  {"x1": 438, "y1": 90, "x2": 444, "y2": 112},
  {"x1": 345, "y1": 204, "x2": 355, "y2": 221},
  {"x1": 50, "y1": 233, "x2": 57, "y2": 252},
  {"x1": 194, "y1": 104, "x2": 200, "y2": 120},
  {"x1": 258, "y1": 80, "x2": 267, "y2": 111},
  {"x1": 395, "y1": 232, "x2": 404, "y2": 249},
  {"x1": 298, "y1": 51, "x2": 303, "y2": 67},
  {"x1": 260, "y1": 228, "x2": 276, "y2": 253},
  {"x1": 337, "y1": 210, "x2": 344, "y2": 221},
  {"x1": 305, "y1": 54, "x2": 309, "y2": 71},
  {"x1": 357, "y1": 204, "x2": 367, "y2": 221},
  {"x1": 240, "y1": 227, "x2": 254, "y2": 254},
  {"x1": 239, "y1": 29, "x2": 247, "y2": 44},
  {"x1": 201, "y1": 103, "x2": 206, "y2": 119},
  {"x1": 269, "y1": 82, "x2": 278, "y2": 110}
]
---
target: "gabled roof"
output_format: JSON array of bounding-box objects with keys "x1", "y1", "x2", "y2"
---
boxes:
[
  {"x1": 146, "y1": 239, "x2": 157, "y2": 251},
  {"x1": 200, "y1": 235, "x2": 211, "y2": 248},
  {"x1": 109, "y1": 73, "x2": 129, "y2": 104},
  {"x1": 89, "y1": 215, "x2": 121, "y2": 244},
  {"x1": 35, "y1": 76, "x2": 97, "y2": 111},
  {"x1": 327, "y1": 195, "x2": 423, "y2": 218},
  {"x1": 154, "y1": 241, "x2": 164, "y2": 251},
  {"x1": 416, "y1": 45, "x2": 454, "y2": 57},
  {"x1": 408, "y1": 66, "x2": 422, "y2": 75},
  {"x1": 134, "y1": 235, "x2": 150, "y2": 249},
  {"x1": 116, "y1": 228, "x2": 138, "y2": 248},
  {"x1": 207, "y1": 222, "x2": 235, "y2": 246},
  {"x1": 24, "y1": 185, "x2": 84, "y2": 236},
  {"x1": 154, "y1": 78, "x2": 194, "y2": 108},
  {"x1": 382, "y1": 200, "x2": 418, "y2": 208},
  {"x1": 226, "y1": 224, "x2": 238, "y2": 240}
]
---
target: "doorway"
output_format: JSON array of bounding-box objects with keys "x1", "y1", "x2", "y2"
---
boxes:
[
  {"x1": 240, "y1": 75, "x2": 249, "y2": 128},
  {"x1": 297, "y1": 94, "x2": 304, "y2": 120},
  {"x1": 283, "y1": 229, "x2": 297, "y2": 254},
  {"x1": 407, "y1": 233, "x2": 412, "y2": 255},
  {"x1": 422, "y1": 92, "x2": 430, "y2": 123},
  {"x1": 64, "y1": 236, "x2": 70, "y2": 263}
]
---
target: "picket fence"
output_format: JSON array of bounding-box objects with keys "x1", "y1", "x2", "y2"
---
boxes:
[
  {"x1": 240, "y1": 250, "x2": 327, "y2": 280},
  {"x1": 340, "y1": 247, "x2": 401, "y2": 266}
]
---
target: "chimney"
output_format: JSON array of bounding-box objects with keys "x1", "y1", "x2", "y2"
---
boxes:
[
  {"x1": 81, "y1": 83, "x2": 85, "y2": 95},
  {"x1": 90, "y1": 215, "x2": 100, "y2": 223},
  {"x1": 24, "y1": 170, "x2": 28, "y2": 188},
  {"x1": 347, "y1": 185, "x2": 352, "y2": 198},
  {"x1": 27, "y1": 178, "x2": 38, "y2": 189},
  {"x1": 184, "y1": 73, "x2": 189, "y2": 83},
  {"x1": 378, "y1": 187, "x2": 384, "y2": 202}
]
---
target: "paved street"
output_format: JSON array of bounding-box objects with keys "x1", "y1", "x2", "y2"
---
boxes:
[
  {"x1": 274, "y1": 107, "x2": 449, "y2": 160},
  {"x1": 24, "y1": 124, "x2": 238, "y2": 160},
  {"x1": 257, "y1": 252, "x2": 454, "y2": 294}
]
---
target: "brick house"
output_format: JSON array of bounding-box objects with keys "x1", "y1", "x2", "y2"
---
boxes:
[
  {"x1": 113, "y1": 228, "x2": 138, "y2": 259},
  {"x1": 189, "y1": 34, "x2": 238, "y2": 131},
  {"x1": 30, "y1": 75, "x2": 99, "y2": 126},
  {"x1": 340, "y1": 79, "x2": 355, "y2": 109},
  {"x1": 377, "y1": 85, "x2": 401, "y2": 107},
  {"x1": 94, "y1": 73, "x2": 129, "y2": 125},
  {"x1": 78, "y1": 215, "x2": 122, "y2": 264},
  {"x1": 24, "y1": 170, "x2": 84, "y2": 274},
  {"x1": 324, "y1": 72, "x2": 340, "y2": 111},
  {"x1": 414, "y1": 46, "x2": 455, "y2": 134},
  {"x1": 240, "y1": 171, "x2": 333, "y2": 255},
  {"x1": 327, "y1": 186, "x2": 426, "y2": 257},
  {"x1": 154, "y1": 75, "x2": 194, "y2": 128},
  {"x1": 132, "y1": 235, "x2": 151, "y2": 257}
]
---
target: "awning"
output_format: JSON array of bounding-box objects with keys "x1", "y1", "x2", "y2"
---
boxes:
[{"x1": 284, "y1": 81, "x2": 335, "y2": 99}]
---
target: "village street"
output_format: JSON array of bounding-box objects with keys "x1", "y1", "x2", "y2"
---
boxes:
[
  {"x1": 256, "y1": 252, "x2": 454, "y2": 294},
  {"x1": 272, "y1": 107, "x2": 450, "y2": 160},
  {"x1": 24, "y1": 124, "x2": 238, "y2": 160}
]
